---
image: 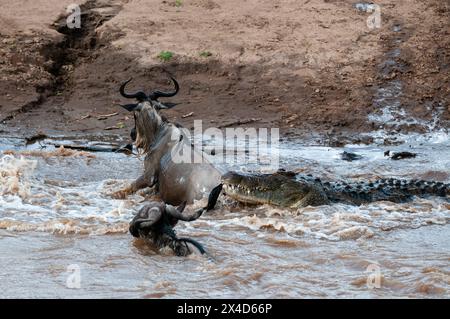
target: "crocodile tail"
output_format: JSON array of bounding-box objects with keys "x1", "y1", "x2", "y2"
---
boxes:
[
  {"x1": 323, "y1": 178, "x2": 449, "y2": 205},
  {"x1": 369, "y1": 178, "x2": 449, "y2": 197}
]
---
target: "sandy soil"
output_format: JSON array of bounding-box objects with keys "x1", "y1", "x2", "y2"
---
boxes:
[{"x1": 0, "y1": 0, "x2": 448, "y2": 143}]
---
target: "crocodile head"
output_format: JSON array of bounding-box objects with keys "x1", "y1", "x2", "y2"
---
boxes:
[{"x1": 221, "y1": 171, "x2": 330, "y2": 208}]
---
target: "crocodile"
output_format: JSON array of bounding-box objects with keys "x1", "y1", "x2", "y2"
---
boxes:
[{"x1": 221, "y1": 170, "x2": 449, "y2": 208}]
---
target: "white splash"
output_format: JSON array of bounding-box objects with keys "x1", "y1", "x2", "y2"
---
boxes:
[{"x1": 0, "y1": 154, "x2": 140, "y2": 234}]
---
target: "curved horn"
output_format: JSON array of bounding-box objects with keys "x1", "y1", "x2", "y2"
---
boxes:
[
  {"x1": 120, "y1": 78, "x2": 148, "y2": 101},
  {"x1": 149, "y1": 77, "x2": 179, "y2": 100},
  {"x1": 165, "y1": 184, "x2": 222, "y2": 221},
  {"x1": 165, "y1": 202, "x2": 186, "y2": 219},
  {"x1": 165, "y1": 202, "x2": 205, "y2": 222},
  {"x1": 206, "y1": 184, "x2": 223, "y2": 210}
]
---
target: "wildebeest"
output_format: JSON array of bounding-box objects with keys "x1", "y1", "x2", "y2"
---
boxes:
[
  {"x1": 130, "y1": 184, "x2": 222, "y2": 256},
  {"x1": 113, "y1": 77, "x2": 222, "y2": 205}
]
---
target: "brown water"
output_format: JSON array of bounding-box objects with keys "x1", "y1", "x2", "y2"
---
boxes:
[{"x1": 0, "y1": 135, "x2": 449, "y2": 298}]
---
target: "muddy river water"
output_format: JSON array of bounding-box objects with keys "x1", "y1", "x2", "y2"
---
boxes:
[{"x1": 0, "y1": 130, "x2": 448, "y2": 298}]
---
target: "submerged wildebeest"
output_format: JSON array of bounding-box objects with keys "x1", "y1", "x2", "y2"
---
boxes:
[
  {"x1": 114, "y1": 77, "x2": 222, "y2": 205},
  {"x1": 130, "y1": 184, "x2": 222, "y2": 256}
]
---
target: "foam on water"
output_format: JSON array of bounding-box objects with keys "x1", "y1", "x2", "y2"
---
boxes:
[
  {"x1": 0, "y1": 155, "x2": 37, "y2": 199},
  {"x1": 197, "y1": 197, "x2": 449, "y2": 241},
  {"x1": 0, "y1": 154, "x2": 141, "y2": 234}
]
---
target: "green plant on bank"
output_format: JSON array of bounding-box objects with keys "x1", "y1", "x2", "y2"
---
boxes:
[
  {"x1": 157, "y1": 51, "x2": 174, "y2": 62},
  {"x1": 175, "y1": 0, "x2": 182, "y2": 7},
  {"x1": 199, "y1": 51, "x2": 212, "y2": 57}
]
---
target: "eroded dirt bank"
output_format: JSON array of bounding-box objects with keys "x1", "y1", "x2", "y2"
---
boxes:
[{"x1": 0, "y1": 0, "x2": 448, "y2": 144}]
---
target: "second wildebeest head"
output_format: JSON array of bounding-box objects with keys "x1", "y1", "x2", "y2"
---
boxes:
[
  {"x1": 119, "y1": 77, "x2": 180, "y2": 150},
  {"x1": 129, "y1": 200, "x2": 200, "y2": 256},
  {"x1": 129, "y1": 184, "x2": 223, "y2": 256}
]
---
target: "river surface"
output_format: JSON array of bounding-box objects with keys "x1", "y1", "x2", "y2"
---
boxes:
[{"x1": 0, "y1": 131, "x2": 449, "y2": 298}]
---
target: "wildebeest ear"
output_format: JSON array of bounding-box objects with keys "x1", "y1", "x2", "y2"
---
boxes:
[
  {"x1": 162, "y1": 102, "x2": 179, "y2": 109},
  {"x1": 120, "y1": 103, "x2": 142, "y2": 112},
  {"x1": 152, "y1": 101, "x2": 179, "y2": 110}
]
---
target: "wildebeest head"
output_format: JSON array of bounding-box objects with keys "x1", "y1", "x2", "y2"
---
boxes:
[
  {"x1": 119, "y1": 77, "x2": 179, "y2": 150},
  {"x1": 129, "y1": 200, "x2": 209, "y2": 256},
  {"x1": 129, "y1": 201, "x2": 187, "y2": 238}
]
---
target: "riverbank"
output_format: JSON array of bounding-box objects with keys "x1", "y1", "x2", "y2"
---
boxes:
[{"x1": 1, "y1": 0, "x2": 448, "y2": 145}]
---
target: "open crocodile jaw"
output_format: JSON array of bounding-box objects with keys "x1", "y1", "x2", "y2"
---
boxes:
[{"x1": 222, "y1": 183, "x2": 269, "y2": 205}]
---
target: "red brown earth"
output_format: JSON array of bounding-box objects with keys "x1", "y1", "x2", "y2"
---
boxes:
[{"x1": 0, "y1": 0, "x2": 448, "y2": 144}]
